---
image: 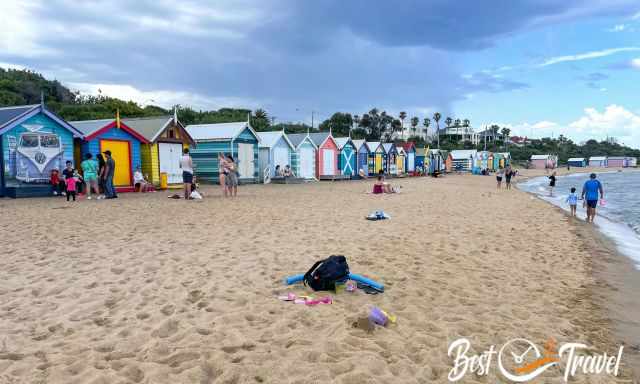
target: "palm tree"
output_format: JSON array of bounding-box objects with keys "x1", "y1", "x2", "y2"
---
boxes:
[
  {"x1": 399, "y1": 111, "x2": 407, "y2": 140},
  {"x1": 353, "y1": 114, "x2": 360, "y2": 130},
  {"x1": 454, "y1": 118, "x2": 461, "y2": 139},
  {"x1": 445, "y1": 117, "x2": 453, "y2": 128},
  {"x1": 423, "y1": 118, "x2": 430, "y2": 141},
  {"x1": 410, "y1": 116, "x2": 419, "y2": 136},
  {"x1": 433, "y1": 112, "x2": 441, "y2": 148},
  {"x1": 462, "y1": 119, "x2": 471, "y2": 142}
]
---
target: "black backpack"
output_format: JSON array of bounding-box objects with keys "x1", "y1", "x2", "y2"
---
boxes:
[{"x1": 303, "y1": 255, "x2": 350, "y2": 291}]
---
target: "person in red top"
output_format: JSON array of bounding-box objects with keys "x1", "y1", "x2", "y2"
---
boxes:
[
  {"x1": 65, "y1": 175, "x2": 77, "y2": 201},
  {"x1": 50, "y1": 169, "x2": 65, "y2": 196}
]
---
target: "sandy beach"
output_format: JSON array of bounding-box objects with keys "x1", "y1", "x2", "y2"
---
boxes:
[{"x1": 0, "y1": 172, "x2": 637, "y2": 383}]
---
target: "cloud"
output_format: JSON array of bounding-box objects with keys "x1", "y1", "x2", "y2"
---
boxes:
[
  {"x1": 540, "y1": 47, "x2": 640, "y2": 67},
  {"x1": 607, "y1": 57, "x2": 640, "y2": 70},
  {"x1": 606, "y1": 24, "x2": 628, "y2": 32},
  {"x1": 458, "y1": 71, "x2": 530, "y2": 94}
]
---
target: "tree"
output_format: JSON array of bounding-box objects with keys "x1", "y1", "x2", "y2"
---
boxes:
[
  {"x1": 251, "y1": 108, "x2": 271, "y2": 131},
  {"x1": 445, "y1": 117, "x2": 453, "y2": 128},
  {"x1": 353, "y1": 114, "x2": 360, "y2": 130},
  {"x1": 410, "y1": 116, "x2": 419, "y2": 136},
  {"x1": 423, "y1": 118, "x2": 431, "y2": 143},
  {"x1": 399, "y1": 111, "x2": 407, "y2": 140},
  {"x1": 433, "y1": 112, "x2": 441, "y2": 148},
  {"x1": 319, "y1": 112, "x2": 353, "y2": 137}
]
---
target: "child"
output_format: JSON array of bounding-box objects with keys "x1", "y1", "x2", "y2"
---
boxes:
[
  {"x1": 65, "y1": 174, "x2": 77, "y2": 201},
  {"x1": 50, "y1": 168, "x2": 65, "y2": 196},
  {"x1": 566, "y1": 187, "x2": 578, "y2": 217}
]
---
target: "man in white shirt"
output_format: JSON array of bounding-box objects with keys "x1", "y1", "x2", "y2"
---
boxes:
[
  {"x1": 180, "y1": 148, "x2": 194, "y2": 199},
  {"x1": 133, "y1": 167, "x2": 151, "y2": 192}
]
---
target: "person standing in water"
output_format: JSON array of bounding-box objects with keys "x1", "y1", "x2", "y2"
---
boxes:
[
  {"x1": 581, "y1": 173, "x2": 604, "y2": 223},
  {"x1": 180, "y1": 148, "x2": 194, "y2": 200},
  {"x1": 548, "y1": 171, "x2": 557, "y2": 196},
  {"x1": 504, "y1": 166, "x2": 513, "y2": 190}
]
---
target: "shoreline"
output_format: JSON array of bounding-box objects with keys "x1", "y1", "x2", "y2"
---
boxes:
[{"x1": 516, "y1": 168, "x2": 640, "y2": 378}]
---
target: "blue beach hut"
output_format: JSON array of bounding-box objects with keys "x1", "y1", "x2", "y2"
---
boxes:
[
  {"x1": 186, "y1": 121, "x2": 260, "y2": 184},
  {"x1": 567, "y1": 158, "x2": 586, "y2": 167},
  {"x1": 288, "y1": 133, "x2": 318, "y2": 180},
  {"x1": 352, "y1": 139, "x2": 370, "y2": 178},
  {"x1": 1, "y1": 104, "x2": 83, "y2": 198},
  {"x1": 257, "y1": 131, "x2": 296, "y2": 181},
  {"x1": 382, "y1": 143, "x2": 398, "y2": 175},
  {"x1": 334, "y1": 137, "x2": 357, "y2": 177}
]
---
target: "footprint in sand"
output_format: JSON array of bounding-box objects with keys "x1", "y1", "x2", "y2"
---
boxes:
[{"x1": 151, "y1": 319, "x2": 179, "y2": 338}]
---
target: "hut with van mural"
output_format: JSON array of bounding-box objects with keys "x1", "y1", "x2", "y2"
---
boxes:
[
  {"x1": 308, "y1": 132, "x2": 339, "y2": 179},
  {"x1": 529, "y1": 154, "x2": 557, "y2": 169},
  {"x1": 567, "y1": 157, "x2": 586, "y2": 167},
  {"x1": 185, "y1": 120, "x2": 260, "y2": 184},
  {"x1": 288, "y1": 133, "x2": 317, "y2": 180},
  {"x1": 402, "y1": 142, "x2": 416, "y2": 174},
  {"x1": 71, "y1": 113, "x2": 150, "y2": 192},
  {"x1": 0, "y1": 104, "x2": 83, "y2": 198},
  {"x1": 382, "y1": 143, "x2": 398, "y2": 175},
  {"x1": 352, "y1": 139, "x2": 370, "y2": 178},
  {"x1": 123, "y1": 113, "x2": 195, "y2": 187},
  {"x1": 589, "y1": 156, "x2": 607, "y2": 167},
  {"x1": 334, "y1": 137, "x2": 357, "y2": 178},
  {"x1": 257, "y1": 131, "x2": 296, "y2": 182}
]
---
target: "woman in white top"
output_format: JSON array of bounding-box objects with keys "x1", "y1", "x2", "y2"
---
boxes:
[{"x1": 180, "y1": 148, "x2": 194, "y2": 199}]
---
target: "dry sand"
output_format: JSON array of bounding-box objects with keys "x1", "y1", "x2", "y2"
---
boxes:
[{"x1": 0, "y1": 171, "x2": 636, "y2": 383}]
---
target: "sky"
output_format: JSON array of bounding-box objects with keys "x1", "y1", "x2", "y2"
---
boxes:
[{"x1": 1, "y1": 0, "x2": 640, "y2": 147}]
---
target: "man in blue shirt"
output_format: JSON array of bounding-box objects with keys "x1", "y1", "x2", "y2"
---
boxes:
[{"x1": 581, "y1": 173, "x2": 604, "y2": 223}]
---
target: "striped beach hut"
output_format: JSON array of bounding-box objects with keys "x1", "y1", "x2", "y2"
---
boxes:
[
  {"x1": 185, "y1": 121, "x2": 260, "y2": 184},
  {"x1": 382, "y1": 143, "x2": 398, "y2": 175},
  {"x1": 367, "y1": 141, "x2": 385, "y2": 175},
  {"x1": 567, "y1": 157, "x2": 586, "y2": 167},
  {"x1": 428, "y1": 149, "x2": 445, "y2": 174},
  {"x1": 334, "y1": 137, "x2": 357, "y2": 177},
  {"x1": 257, "y1": 131, "x2": 296, "y2": 181},
  {"x1": 449, "y1": 150, "x2": 477, "y2": 172},
  {"x1": 402, "y1": 142, "x2": 416, "y2": 174},
  {"x1": 589, "y1": 156, "x2": 607, "y2": 167},
  {"x1": 0, "y1": 104, "x2": 83, "y2": 198},
  {"x1": 606, "y1": 156, "x2": 625, "y2": 168},
  {"x1": 395, "y1": 146, "x2": 406, "y2": 175},
  {"x1": 530, "y1": 154, "x2": 556, "y2": 169},
  {"x1": 123, "y1": 114, "x2": 195, "y2": 186},
  {"x1": 309, "y1": 132, "x2": 339, "y2": 179},
  {"x1": 352, "y1": 139, "x2": 370, "y2": 178},
  {"x1": 493, "y1": 152, "x2": 510, "y2": 169},
  {"x1": 71, "y1": 116, "x2": 150, "y2": 191},
  {"x1": 288, "y1": 133, "x2": 317, "y2": 179}
]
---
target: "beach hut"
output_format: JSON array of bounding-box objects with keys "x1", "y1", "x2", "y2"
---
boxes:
[
  {"x1": 495, "y1": 152, "x2": 511, "y2": 169},
  {"x1": 257, "y1": 131, "x2": 296, "y2": 181},
  {"x1": 308, "y1": 132, "x2": 339, "y2": 179},
  {"x1": 415, "y1": 147, "x2": 426, "y2": 173},
  {"x1": 626, "y1": 157, "x2": 637, "y2": 167},
  {"x1": 395, "y1": 146, "x2": 406, "y2": 175},
  {"x1": 288, "y1": 133, "x2": 318, "y2": 179},
  {"x1": 122, "y1": 114, "x2": 195, "y2": 187},
  {"x1": 474, "y1": 151, "x2": 491, "y2": 174},
  {"x1": 428, "y1": 149, "x2": 444, "y2": 174},
  {"x1": 367, "y1": 141, "x2": 385, "y2": 175},
  {"x1": 334, "y1": 137, "x2": 357, "y2": 177},
  {"x1": 589, "y1": 156, "x2": 607, "y2": 167},
  {"x1": 567, "y1": 157, "x2": 586, "y2": 167},
  {"x1": 449, "y1": 150, "x2": 477, "y2": 172},
  {"x1": 606, "y1": 156, "x2": 625, "y2": 168},
  {"x1": 0, "y1": 104, "x2": 83, "y2": 198},
  {"x1": 530, "y1": 154, "x2": 556, "y2": 169},
  {"x1": 352, "y1": 139, "x2": 370, "y2": 178},
  {"x1": 382, "y1": 143, "x2": 398, "y2": 175},
  {"x1": 402, "y1": 142, "x2": 416, "y2": 174},
  {"x1": 185, "y1": 121, "x2": 260, "y2": 184},
  {"x1": 71, "y1": 116, "x2": 150, "y2": 192}
]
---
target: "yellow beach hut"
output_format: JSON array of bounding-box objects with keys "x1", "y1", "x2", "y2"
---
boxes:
[
  {"x1": 123, "y1": 114, "x2": 195, "y2": 187},
  {"x1": 395, "y1": 146, "x2": 406, "y2": 175}
]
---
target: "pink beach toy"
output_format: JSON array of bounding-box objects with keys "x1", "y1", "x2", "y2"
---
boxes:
[
  {"x1": 305, "y1": 296, "x2": 332, "y2": 306},
  {"x1": 599, "y1": 199, "x2": 606, "y2": 207},
  {"x1": 278, "y1": 293, "x2": 297, "y2": 301}
]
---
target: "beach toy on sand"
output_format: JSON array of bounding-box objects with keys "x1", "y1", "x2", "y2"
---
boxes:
[
  {"x1": 304, "y1": 296, "x2": 332, "y2": 306},
  {"x1": 284, "y1": 273, "x2": 384, "y2": 292},
  {"x1": 366, "y1": 210, "x2": 390, "y2": 221},
  {"x1": 368, "y1": 307, "x2": 388, "y2": 326},
  {"x1": 600, "y1": 199, "x2": 607, "y2": 207}
]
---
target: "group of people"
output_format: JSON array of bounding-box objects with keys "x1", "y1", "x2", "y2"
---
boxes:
[
  {"x1": 563, "y1": 173, "x2": 604, "y2": 223},
  {"x1": 495, "y1": 166, "x2": 517, "y2": 190},
  {"x1": 274, "y1": 165, "x2": 293, "y2": 177},
  {"x1": 50, "y1": 150, "x2": 118, "y2": 201},
  {"x1": 217, "y1": 153, "x2": 239, "y2": 198}
]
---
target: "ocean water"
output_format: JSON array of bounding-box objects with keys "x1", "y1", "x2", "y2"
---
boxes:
[{"x1": 518, "y1": 170, "x2": 640, "y2": 269}]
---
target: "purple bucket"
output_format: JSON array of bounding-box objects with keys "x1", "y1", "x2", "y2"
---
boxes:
[{"x1": 368, "y1": 307, "x2": 388, "y2": 326}]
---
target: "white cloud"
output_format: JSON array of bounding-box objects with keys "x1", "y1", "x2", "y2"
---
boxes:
[
  {"x1": 68, "y1": 82, "x2": 261, "y2": 111},
  {"x1": 631, "y1": 58, "x2": 640, "y2": 69},
  {"x1": 0, "y1": 1, "x2": 58, "y2": 57},
  {"x1": 539, "y1": 47, "x2": 640, "y2": 67},
  {"x1": 633, "y1": 11, "x2": 640, "y2": 20},
  {"x1": 607, "y1": 24, "x2": 628, "y2": 32}
]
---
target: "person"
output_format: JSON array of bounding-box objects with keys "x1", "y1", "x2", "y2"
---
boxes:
[
  {"x1": 275, "y1": 165, "x2": 283, "y2": 177},
  {"x1": 566, "y1": 187, "x2": 578, "y2": 217},
  {"x1": 283, "y1": 165, "x2": 293, "y2": 177},
  {"x1": 504, "y1": 166, "x2": 513, "y2": 190},
  {"x1": 65, "y1": 173, "x2": 77, "y2": 202},
  {"x1": 96, "y1": 153, "x2": 107, "y2": 199},
  {"x1": 181, "y1": 148, "x2": 194, "y2": 200},
  {"x1": 218, "y1": 153, "x2": 228, "y2": 197},
  {"x1": 81, "y1": 153, "x2": 99, "y2": 200},
  {"x1": 548, "y1": 171, "x2": 556, "y2": 196},
  {"x1": 133, "y1": 167, "x2": 151, "y2": 192},
  {"x1": 496, "y1": 168, "x2": 504, "y2": 189},
  {"x1": 50, "y1": 168, "x2": 65, "y2": 196},
  {"x1": 581, "y1": 173, "x2": 604, "y2": 223},
  {"x1": 225, "y1": 154, "x2": 238, "y2": 197},
  {"x1": 62, "y1": 160, "x2": 75, "y2": 181},
  {"x1": 103, "y1": 150, "x2": 117, "y2": 199},
  {"x1": 373, "y1": 175, "x2": 396, "y2": 194},
  {"x1": 358, "y1": 168, "x2": 367, "y2": 179}
]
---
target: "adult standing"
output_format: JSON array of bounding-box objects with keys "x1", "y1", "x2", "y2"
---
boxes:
[
  {"x1": 218, "y1": 153, "x2": 228, "y2": 197},
  {"x1": 81, "y1": 153, "x2": 99, "y2": 200},
  {"x1": 504, "y1": 166, "x2": 513, "y2": 190},
  {"x1": 496, "y1": 168, "x2": 504, "y2": 189},
  {"x1": 581, "y1": 173, "x2": 604, "y2": 223},
  {"x1": 180, "y1": 148, "x2": 194, "y2": 200},
  {"x1": 96, "y1": 153, "x2": 106, "y2": 199},
  {"x1": 548, "y1": 171, "x2": 556, "y2": 197},
  {"x1": 226, "y1": 154, "x2": 238, "y2": 197},
  {"x1": 103, "y1": 150, "x2": 117, "y2": 199}
]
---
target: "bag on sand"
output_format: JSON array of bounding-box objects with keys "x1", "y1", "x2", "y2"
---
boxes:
[{"x1": 303, "y1": 255, "x2": 350, "y2": 291}]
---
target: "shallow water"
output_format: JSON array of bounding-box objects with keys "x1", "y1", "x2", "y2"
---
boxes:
[{"x1": 519, "y1": 170, "x2": 640, "y2": 269}]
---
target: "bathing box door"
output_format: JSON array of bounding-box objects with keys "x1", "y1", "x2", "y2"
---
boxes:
[
  {"x1": 158, "y1": 143, "x2": 183, "y2": 184},
  {"x1": 408, "y1": 152, "x2": 415, "y2": 171},
  {"x1": 100, "y1": 140, "x2": 131, "y2": 186},
  {"x1": 273, "y1": 146, "x2": 289, "y2": 175},
  {"x1": 322, "y1": 149, "x2": 334, "y2": 175},
  {"x1": 237, "y1": 143, "x2": 254, "y2": 179},
  {"x1": 299, "y1": 146, "x2": 314, "y2": 178}
]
